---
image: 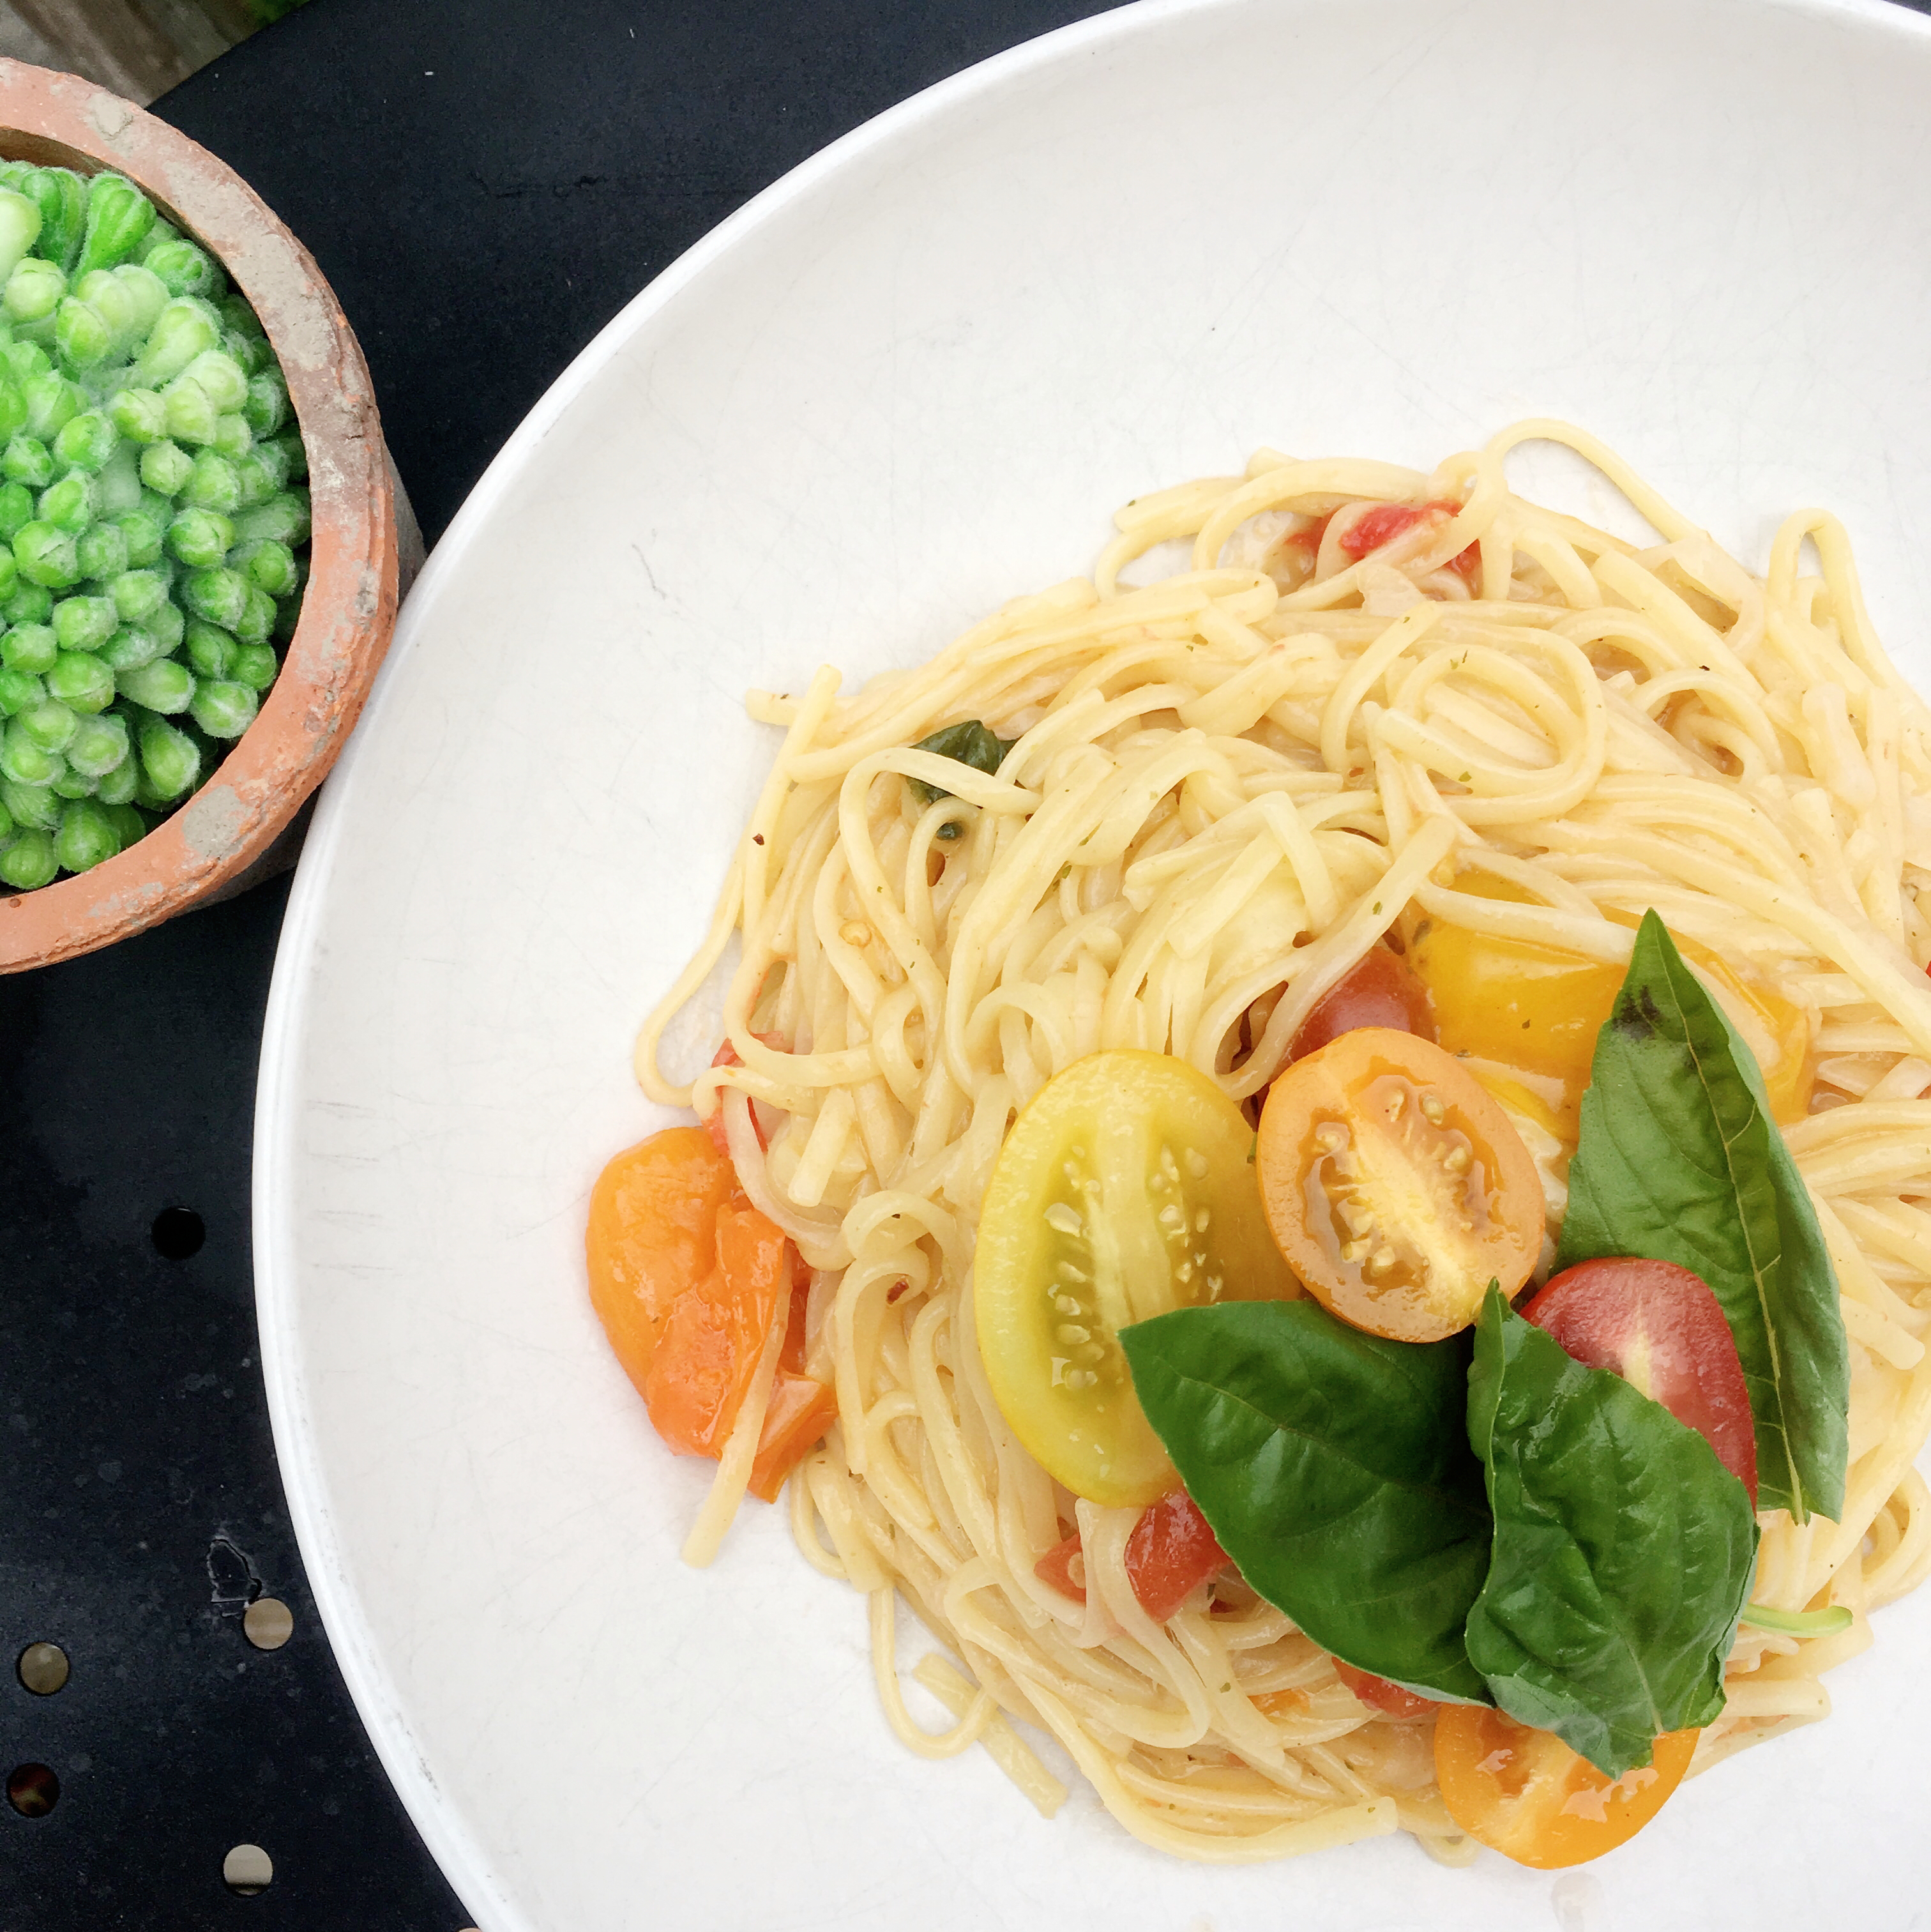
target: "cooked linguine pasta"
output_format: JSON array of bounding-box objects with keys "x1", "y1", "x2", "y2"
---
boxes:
[{"x1": 632, "y1": 420, "x2": 1931, "y2": 1864}]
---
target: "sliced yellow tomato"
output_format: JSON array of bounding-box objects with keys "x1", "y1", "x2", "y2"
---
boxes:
[
  {"x1": 1434, "y1": 1705, "x2": 1698, "y2": 1869},
  {"x1": 975, "y1": 1050, "x2": 1298, "y2": 1507},
  {"x1": 1256, "y1": 1028, "x2": 1543, "y2": 1342},
  {"x1": 1407, "y1": 873, "x2": 1812, "y2": 1133}
]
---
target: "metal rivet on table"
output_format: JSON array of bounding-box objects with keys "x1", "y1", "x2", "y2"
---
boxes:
[
  {"x1": 16, "y1": 1642, "x2": 68, "y2": 1695},
  {"x1": 243, "y1": 1598, "x2": 293, "y2": 1651},
  {"x1": 6, "y1": 1763, "x2": 59, "y2": 1818},
  {"x1": 222, "y1": 1843, "x2": 273, "y2": 1895}
]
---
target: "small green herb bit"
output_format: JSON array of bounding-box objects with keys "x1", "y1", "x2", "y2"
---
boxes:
[
  {"x1": 1557, "y1": 911, "x2": 1849, "y2": 1522},
  {"x1": 1464, "y1": 1288, "x2": 1757, "y2": 1779},
  {"x1": 1121, "y1": 1298, "x2": 1494, "y2": 1703}
]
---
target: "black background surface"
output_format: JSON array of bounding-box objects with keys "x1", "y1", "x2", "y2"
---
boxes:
[
  {"x1": 6, "y1": 0, "x2": 1931, "y2": 1924},
  {"x1": 0, "y1": 1, "x2": 1111, "y2": 1924}
]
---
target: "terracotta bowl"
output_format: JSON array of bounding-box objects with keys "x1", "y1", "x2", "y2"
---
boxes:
[{"x1": 0, "y1": 59, "x2": 413, "y2": 972}]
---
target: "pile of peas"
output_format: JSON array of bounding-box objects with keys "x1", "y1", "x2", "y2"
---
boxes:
[{"x1": 0, "y1": 164, "x2": 309, "y2": 892}]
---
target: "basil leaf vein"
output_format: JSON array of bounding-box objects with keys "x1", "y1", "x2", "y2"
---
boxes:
[
  {"x1": 1121, "y1": 1300, "x2": 1493, "y2": 1705},
  {"x1": 1465, "y1": 1288, "x2": 1759, "y2": 1778},
  {"x1": 1555, "y1": 910, "x2": 1848, "y2": 1522}
]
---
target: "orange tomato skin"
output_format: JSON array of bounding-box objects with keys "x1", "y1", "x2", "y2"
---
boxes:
[
  {"x1": 748, "y1": 1371, "x2": 840, "y2": 1502},
  {"x1": 1256, "y1": 1028, "x2": 1543, "y2": 1342},
  {"x1": 1434, "y1": 1705, "x2": 1697, "y2": 1869},
  {"x1": 586, "y1": 1127, "x2": 739, "y2": 1392},
  {"x1": 644, "y1": 1204, "x2": 791, "y2": 1456}
]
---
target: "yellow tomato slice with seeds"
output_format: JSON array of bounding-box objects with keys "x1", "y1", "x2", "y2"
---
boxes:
[
  {"x1": 1256, "y1": 1028, "x2": 1542, "y2": 1342},
  {"x1": 975, "y1": 1050, "x2": 1298, "y2": 1507}
]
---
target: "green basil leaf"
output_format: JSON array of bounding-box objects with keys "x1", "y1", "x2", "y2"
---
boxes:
[
  {"x1": 905, "y1": 720, "x2": 1013, "y2": 807},
  {"x1": 1555, "y1": 911, "x2": 1848, "y2": 1522},
  {"x1": 1465, "y1": 1288, "x2": 1759, "y2": 1778},
  {"x1": 1121, "y1": 1299, "x2": 1493, "y2": 1704}
]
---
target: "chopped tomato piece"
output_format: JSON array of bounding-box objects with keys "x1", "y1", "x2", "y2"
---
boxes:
[
  {"x1": 1257, "y1": 1028, "x2": 1543, "y2": 1341},
  {"x1": 1435, "y1": 1706, "x2": 1697, "y2": 1868},
  {"x1": 1036, "y1": 1531, "x2": 1086, "y2": 1602},
  {"x1": 1332, "y1": 1661, "x2": 1434, "y2": 1719},
  {"x1": 1125, "y1": 1490, "x2": 1227, "y2": 1621},
  {"x1": 1337, "y1": 499, "x2": 1478, "y2": 581},
  {"x1": 586, "y1": 1127, "x2": 738, "y2": 1391},
  {"x1": 1523, "y1": 1258, "x2": 1757, "y2": 1505},
  {"x1": 1252, "y1": 1687, "x2": 1308, "y2": 1716},
  {"x1": 747, "y1": 1371, "x2": 840, "y2": 1502},
  {"x1": 704, "y1": 1034, "x2": 785, "y2": 1158},
  {"x1": 644, "y1": 1203, "x2": 791, "y2": 1456},
  {"x1": 1289, "y1": 943, "x2": 1437, "y2": 1062}
]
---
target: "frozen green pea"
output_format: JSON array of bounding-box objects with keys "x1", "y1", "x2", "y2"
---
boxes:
[
  {"x1": 233, "y1": 583, "x2": 276, "y2": 646},
  {"x1": 36, "y1": 471, "x2": 96, "y2": 534},
  {"x1": 137, "y1": 217, "x2": 181, "y2": 259},
  {"x1": 46, "y1": 650, "x2": 113, "y2": 713},
  {"x1": 0, "y1": 369, "x2": 25, "y2": 444},
  {"x1": 98, "y1": 623, "x2": 161, "y2": 673},
  {"x1": 3, "y1": 621, "x2": 54, "y2": 673},
  {"x1": 0, "y1": 480, "x2": 28, "y2": 542},
  {"x1": 269, "y1": 429, "x2": 305, "y2": 483},
  {"x1": 132, "y1": 298, "x2": 218, "y2": 388},
  {"x1": 109, "y1": 567, "x2": 169, "y2": 623},
  {"x1": 107, "y1": 512, "x2": 156, "y2": 569},
  {"x1": 22, "y1": 372, "x2": 82, "y2": 442},
  {"x1": 232, "y1": 490, "x2": 308, "y2": 548},
  {"x1": 3, "y1": 257, "x2": 64, "y2": 326},
  {"x1": 139, "y1": 439, "x2": 192, "y2": 496},
  {"x1": 77, "y1": 173, "x2": 155, "y2": 278},
  {"x1": 103, "y1": 798, "x2": 144, "y2": 846},
  {"x1": 107, "y1": 386, "x2": 166, "y2": 444},
  {"x1": 1, "y1": 774, "x2": 58, "y2": 828},
  {"x1": 20, "y1": 167, "x2": 84, "y2": 271},
  {"x1": 227, "y1": 637, "x2": 276, "y2": 692},
  {"x1": 75, "y1": 269, "x2": 142, "y2": 347},
  {"x1": 242, "y1": 369, "x2": 289, "y2": 439},
  {"x1": 94, "y1": 441, "x2": 141, "y2": 515},
  {"x1": 147, "y1": 598, "x2": 184, "y2": 654},
  {"x1": 51, "y1": 595, "x2": 115, "y2": 652},
  {"x1": 0, "y1": 664, "x2": 43, "y2": 713},
  {"x1": 53, "y1": 296, "x2": 112, "y2": 367},
  {"x1": 162, "y1": 377, "x2": 217, "y2": 446},
  {"x1": 13, "y1": 521, "x2": 80, "y2": 588},
  {"x1": 54, "y1": 796, "x2": 119, "y2": 871},
  {"x1": 3, "y1": 579, "x2": 50, "y2": 625},
  {"x1": 181, "y1": 565, "x2": 246, "y2": 630},
  {"x1": 180, "y1": 349, "x2": 246, "y2": 414},
  {"x1": 166, "y1": 506, "x2": 233, "y2": 568},
  {"x1": 52, "y1": 410, "x2": 117, "y2": 474},
  {"x1": 231, "y1": 447, "x2": 280, "y2": 508},
  {"x1": 3, "y1": 338, "x2": 47, "y2": 382},
  {"x1": 231, "y1": 536, "x2": 296, "y2": 597},
  {"x1": 0, "y1": 187, "x2": 42, "y2": 282},
  {"x1": 220, "y1": 329, "x2": 264, "y2": 377},
  {"x1": 142, "y1": 238, "x2": 221, "y2": 301},
  {"x1": 116, "y1": 657, "x2": 192, "y2": 713},
  {"x1": 0, "y1": 824, "x2": 56, "y2": 887},
  {"x1": 49, "y1": 763, "x2": 95, "y2": 800},
  {"x1": 1, "y1": 715, "x2": 63, "y2": 784},
  {"x1": 183, "y1": 620, "x2": 231, "y2": 680},
  {"x1": 64, "y1": 709, "x2": 127, "y2": 777},
  {"x1": 189, "y1": 677, "x2": 255, "y2": 740},
  {"x1": 2, "y1": 434, "x2": 50, "y2": 486},
  {"x1": 95, "y1": 750, "x2": 138, "y2": 806},
  {"x1": 19, "y1": 696, "x2": 75, "y2": 752},
  {"x1": 112, "y1": 263, "x2": 169, "y2": 337},
  {"x1": 75, "y1": 521, "x2": 130, "y2": 580},
  {"x1": 181, "y1": 448, "x2": 239, "y2": 515},
  {"x1": 137, "y1": 714, "x2": 199, "y2": 799},
  {"x1": 211, "y1": 412, "x2": 252, "y2": 460}
]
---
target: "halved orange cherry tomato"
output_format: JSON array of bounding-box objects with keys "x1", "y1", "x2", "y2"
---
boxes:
[
  {"x1": 1523, "y1": 1258, "x2": 1757, "y2": 1505},
  {"x1": 1333, "y1": 1661, "x2": 1434, "y2": 1719},
  {"x1": 1256, "y1": 1029, "x2": 1542, "y2": 1341},
  {"x1": 748, "y1": 1373, "x2": 840, "y2": 1502},
  {"x1": 1407, "y1": 876, "x2": 1812, "y2": 1132},
  {"x1": 976, "y1": 1051, "x2": 1298, "y2": 1507},
  {"x1": 1033, "y1": 1489, "x2": 1227, "y2": 1621},
  {"x1": 1435, "y1": 1705, "x2": 1698, "y2": 1868},
  {"x1": 1289, "y1": 943, "x2": 1436, "y2": 1062}
]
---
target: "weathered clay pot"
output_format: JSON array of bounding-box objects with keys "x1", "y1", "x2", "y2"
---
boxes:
[{"x1": 0, "y1": 59, "x2": 411, "y2": 971}]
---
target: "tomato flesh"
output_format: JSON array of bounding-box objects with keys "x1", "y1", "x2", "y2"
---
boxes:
[
  {"x1": 1338, "y1": 499, "x2": 1478, "y2": 581},
  {"x1": 1033, "y1": 1489, "x2": 1227, "y2": 1621},
  {"x1": 1435, "y1": 1705, "x2": 1697, "y2": 1868},
  {"x1": 1289, "y1": 943, "x2": 1436, "y2": 1062},
  {"x1": 976, "y1": 1051, "x2": 1298, "y2": 1507},
  {"x1": 1257, "y1": 1028, "x2": 1543, "y2": 1341},
  {"x1": 1522, "y1": 1258, "x2": 1757, "y2": 1505},
  {"x1": 1332, "y1": 1661, "x2": 1434, "y2": 1719}
]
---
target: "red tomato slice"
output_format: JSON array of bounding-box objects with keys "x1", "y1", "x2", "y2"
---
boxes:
[
  {"x1": 1521, "y1": 1258, "x2": 1757, "y2": 1505},
  {"x1": 1337, "y1": 499, "x2": 1479, "y2": 581},
  {"x1": 1033, "y1": 1491, "x2": 1227, "y2": 1622},
  {"x1": 704, "y1": 1033, "x2": 786, "y2": 1158},
  {"x1": 1289, "y1": 943, "x2": 1437, "y2": 1062},
  {"x1": 1331, "y1": 1661, "x2": 1434, "y2": 1719}
]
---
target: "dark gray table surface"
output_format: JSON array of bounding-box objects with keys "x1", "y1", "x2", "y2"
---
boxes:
[{"x1": 0, "y1": 1, "x2": 1110, "y2": 1922}]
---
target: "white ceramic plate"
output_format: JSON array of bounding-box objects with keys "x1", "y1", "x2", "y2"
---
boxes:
[{"x1": 256, "y1": 1, "x2": 1931, "y2": 1926}]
